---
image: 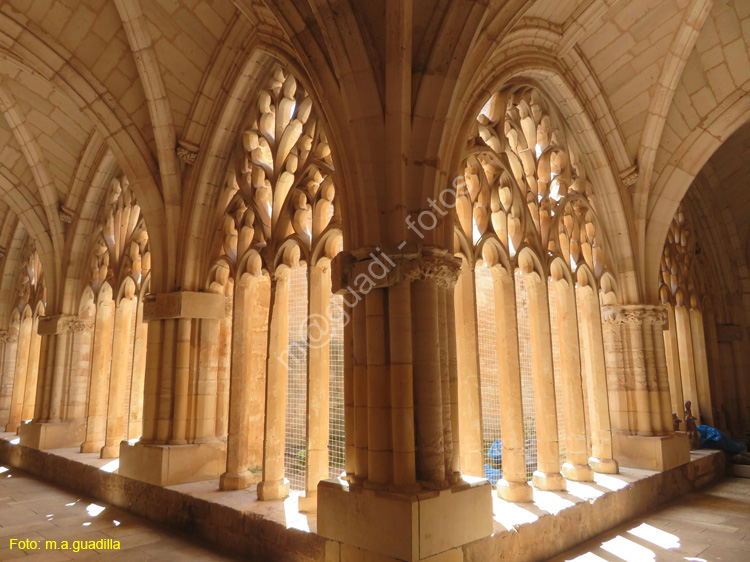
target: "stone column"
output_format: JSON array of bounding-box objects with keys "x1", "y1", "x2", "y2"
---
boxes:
[
  {"x1": 33, "y1": 331, "x2": 53, "y2": 423},
  {"x1": 215, "y1": 296, "x2": 233, "y2": 440},
  {"x1": 664, "y1": 304, "x2": 684, "y2": 417},
  {"x1": 127, "y1": 301, "x2": 147, "y2": 439},
  {"x1": 453, "y1": 263, "x2": 483, "y2": 477},
  {"x1": 390, "y1": 279, "x2": 418, "y2": 490},
  {"x1": 652, "y1": 320, "x2": 674, "y2": 436},
  {"x1": 522, "y1": 272, "x2": 565, "y2": 491},
  {"x1": 551, "y1": 278, "x2": 593, "y2": 482},
  {"x1": 702, "y1": 308, "x2": 724, "y2": 429},
  {"x1": 20, "y1": 316, "x2": 93, "y2": 450},
  {"x1": 689, "y1": 307, "x2": 713, "y2": 426},
  {"x1": 118, "y1": 291, "x2": 227, "y2": 486},
  {"x1": 0, "y1": 332, "x2": 19, "y2": 428},
  {"x1": 602, "y1": 305, "x2": 689, "y2": 472},
  {"x1": 101, "y1": 297, "x2": 136, "y2": 458},
  {"x1": 352, "y1": 294, "x2": 368, "y2": 483},
  {"x1": 300, "y1": 262, "x2": 332, "y2": 511},
  {"x1": 318, "y1": 247, "x2": 493, "y2": 561},
  {"x1": 674, "y1": 304, "x2": 700, "y2": 421},
  {"x1": 257, "y1": 270, "x2": 291, "y2": 500},
  {"x1": 194, "y1": 316, "x2": 219, "y2": 443},
  {"x1": 575, "y1": 285, "x2": 618, "y2": 474},
  {"x1": 7, "y1": 316, "x2": 33, "y2": 432},
  {"x1": 493, "y1": 268, "x2": 533, "y2": 501},
  {"x1": 21, "y1": 321, "x2": 43, "y2": 423},
  {"x1": 221, "y1": 274, "x2": 270, "y2": 490},
  {"x1": 81, "y1": 301, "x2": 115, "y2": 452}
]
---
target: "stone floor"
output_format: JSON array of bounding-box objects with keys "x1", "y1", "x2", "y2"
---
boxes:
[
  {"x1": 549, "y1": 477, "x2": 750, "y2": 562},
  {"x1": 0, "y1": 465, "x2": 238, "y2": 560}
]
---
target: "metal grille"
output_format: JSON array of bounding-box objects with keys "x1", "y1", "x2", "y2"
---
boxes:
[
  {"x1": 514, "y1": 270, "x2": 537, "y2": 480},
  {"x1": 329, "y1": 294, "x2": 346, "y2": 478},
  {"x1": 548, "y1": 283, "x2": 567, "y2": 467},
  {"x1": 285, "y1": 266, "x2": 308, "y2": 491},
  {"x1": 475, "y1": 267, "x2": 502, "y2": 476}
]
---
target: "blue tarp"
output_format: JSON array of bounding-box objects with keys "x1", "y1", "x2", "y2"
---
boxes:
[
  {"x1": 697, "y1": 425, "x2": 746, "y2": 455},
  {"x1": 487, "y1": 438, "x2": 502, "y2": 461},
  {"x1": 484, "y1": 464, "x2": 502, "y2": 485}
]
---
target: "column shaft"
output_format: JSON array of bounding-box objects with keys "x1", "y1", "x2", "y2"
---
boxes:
[
  {"x1": 494, "y1": 270, "x2": 533, "y2": 500},
  {"x1": 257, "y1": 271, "x2": 290, "y2": 500}
]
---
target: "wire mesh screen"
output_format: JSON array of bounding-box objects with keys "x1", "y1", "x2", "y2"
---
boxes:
[
  {"x1": 475, "y1": 267, "x2": 502, "y2": 479},
  {"x1": 286, "y1": 266, "x2": 309, "y2": 491},
  {"x1": 576, "y1": 293, "x2": 592, "y2": 457},
  {"x1": 514, "y1": 270, "x2": 537, "y2": 480},
  {"x1": 329, "y1": 293, "x2": 346, "y2": 478},
  {"x1": 547, "y1": 282, "x2": 566, "y2": 467}
]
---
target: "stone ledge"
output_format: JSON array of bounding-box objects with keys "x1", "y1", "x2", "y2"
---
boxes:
[{"x1": 0, "y1": 435, "x2": 726, "y2": 562}]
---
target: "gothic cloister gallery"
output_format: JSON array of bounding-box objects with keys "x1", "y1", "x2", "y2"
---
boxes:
[{"x1": 0, "y1": 0, "x2": 749, "y2": 560}]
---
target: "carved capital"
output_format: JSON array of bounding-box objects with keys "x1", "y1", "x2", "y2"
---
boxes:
[
  {"x1": 59, "y1": 205, "x2": 75, "y2": 224},
  {"x1": 66, "y1": 318, "x2": 94, "y2": 333},
  {"x1": 601, "y1": 304, "x2": 667, "y2": 327},
  {"x1": 176, "y1": 140, "x2": 199, "y2": 165},
  {"x1": 401, "y1": 252, "x2": 461, "y2": 288},
  {"x1": 620, "y1": 165, "x2": 638, "y2": 187},
  {"x1": 333, "y1": 244, "x2": 460, "y2": 294},
  {"x1": 0, "y1": 331, "x2": 18, "y2": 343}
]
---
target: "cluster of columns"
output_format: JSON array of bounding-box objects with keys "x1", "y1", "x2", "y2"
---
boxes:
[
  {"x1": 334, "y1": 247, "x2": 462, "y2": 493},
  {"x1": 253, "y1": 260, "x2": 337, "y2": 509},
  {"x1": 601, "y1": 305, "x2": 673, "y2": 436},
  {"x1": 663, "y1": 297, "x2": 716, "y2": 428},
  {"x1": 118, "y1": 291, "x2": 228, "y2": 485},
  {"x1": 0, "y1": 314, "x2": 42, "y2": 432},
  {"x1": 456, "y1": 259, "x2": 618, "y2": 503}
]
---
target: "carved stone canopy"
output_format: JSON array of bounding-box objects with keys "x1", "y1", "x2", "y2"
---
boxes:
[{"x1": 600, "y1": 304, "x2": 668, "y2": 327}]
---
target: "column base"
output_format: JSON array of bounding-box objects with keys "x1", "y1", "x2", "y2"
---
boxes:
[
  {"x1": 562, "y1": 462, "x2": 595, "y2": 482},
  {"x1": 318, "y1": 478, "x2": 493, "y2": 562},
  {"x1": 5, "y1": 423, "x2": 19, "y2": 433},
  {"x1": 256, "y1": 478, "x2": 290, "y2": 501},
  {"x1": 496, "y1": 479, "x2": 533, "y2": 502},
  {"x1": 100, "y1": 443, "x2": 121, "y2": 459},
  {"x1": 119, "y1": 440, "x2": 226, "y2": 486},
  {"x1": 612, "y1": 432, "x2": 690, "y2": 471},
  {"x1": 19, "y1": 421, "x2": 85, "y2": 450},
  {"x1": 219, "y1": 470, "x2": 261, "y2": 491},
  {"x1": 532, "y1": 470, "x2": 566, "y2": 491},
  {"x1": 80, "y1": 440, "x2": 104, "y2": 454},
  {"x1": 298, "y1": 492, "x2": 317, "y2": 513},
  {"x1": 589, "y1": 456, "x2": 619, "y2": 474}
]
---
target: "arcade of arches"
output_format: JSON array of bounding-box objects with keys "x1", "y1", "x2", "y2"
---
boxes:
[{"x1": 0, "y1": 1, "x2": 748, "y2": 561}]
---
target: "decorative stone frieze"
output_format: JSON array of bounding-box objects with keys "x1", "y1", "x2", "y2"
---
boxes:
[{"x1": 601, "y1": 304, "x2": 667, "y2": 326}]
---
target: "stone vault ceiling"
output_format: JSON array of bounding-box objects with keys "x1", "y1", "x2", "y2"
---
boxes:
[{"x1": 0, "y1": 0, "x2": 746, "y2": 310}]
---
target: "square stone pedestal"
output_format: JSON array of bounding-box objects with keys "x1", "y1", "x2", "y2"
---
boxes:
[
  {"x1": 19, "y1": 421, "x2": 85, "y2": 450},
  {"x1": 119, "y1": 441, "x2": 226, "y2": 486},
  {"x1": 318, "y1": 478, "x2": 493, "y2": 562},
  {"x1": 613, "y1": 432, "x2": 690, "y2": 471}
]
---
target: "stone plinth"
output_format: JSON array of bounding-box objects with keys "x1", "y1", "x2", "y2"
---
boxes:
[
  {"x1": 318, "y1": 478, "x2": 493, "y2": 561},
  {"x1": 612, "y1": 432, "x2": 690, "y2": 471},
  {"x1": 119, "y1": 441, "x2": 226, "y2": 486},
  {"x1": 19, "y1": 421, "x2": 85, "y2": 450}
]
